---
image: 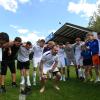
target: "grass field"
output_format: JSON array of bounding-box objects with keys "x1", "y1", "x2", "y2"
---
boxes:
[{"x1": 0, "y1": 65, "x2": 100, "y2": 100}]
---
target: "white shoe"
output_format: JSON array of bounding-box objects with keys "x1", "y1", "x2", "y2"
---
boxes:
[
  {"x1": 40, "y1": 87, "x2": 45, "y2": 93},
  {"x1": 95, "y1": 79, "x2": 100, "y2": 83},
  {"x1": 33, "y1": 82, "x2": 36, "y2": 86},
  {"x1": 60, "y1": 76, "x2": 63, "y2": 81},
  {"x1": 90, "y1": 78, "x2": 94, "y2": 82},
  {"x1": 26, "y1": 81, "x2": 31, "y2": 86},
  {"x1": 63, "y1": 77, "x2": 66, "y2": 82},
  {"x1": 98, "y1": 78, "x2": 100, "y2": 82},
  {"x1": 54, "y1": 85, "x2": 60, "y2": 91},
  {"x1": 20, "y1": 80, "x2": 25, "y2": 85}
]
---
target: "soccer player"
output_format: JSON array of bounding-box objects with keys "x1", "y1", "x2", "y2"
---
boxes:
[
  {"x1": 43, "y1": 41, "x2": 55, "y2": 53},
  {"x1": 0, "y1": 37, "x2": 22, "y2": 92},
  {"x1": 80, "y1": 45, "x2": 93, "y2": 82},
  {"x1": 73, "y1": 38, "x2": 85, "y2": 79},
  {"x1": 58, "y1": 43, "x2": 66, "y2": 81},
  {"x1": 0, "y1": 32, "x2": 9, "y2": 92},
  {"x1": 64, "y1": 42, "x2": 76, "y2": 79},
  {"x1": 39, "y1": 45, "x2": 61, "y2": 93},
  {"x1": 17, "y1": 41, "x2": 32, "y2": 86},
  {"x1": 32, "y1": 39, "x2": 45, "y2": 85},
  {"x1": 43, "y1": 41, "x2": 55, "y2": 79},
  {"x1": 86, "y1": 33, "x2": 100, "y2": 83}
]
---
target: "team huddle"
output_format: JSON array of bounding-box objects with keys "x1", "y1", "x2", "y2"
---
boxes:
[{"x1": 0, "y1": 32, "x2": 100, "y2": 93}]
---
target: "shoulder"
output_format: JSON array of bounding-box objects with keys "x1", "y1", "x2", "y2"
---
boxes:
[{"x1": 43, "y1": 51, "x2": 51, "y2": 56}]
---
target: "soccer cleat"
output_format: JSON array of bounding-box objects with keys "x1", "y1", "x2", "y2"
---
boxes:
[
  {"x1": 90, "y1": 78, "x2": 94, "y2": 82},
  {"x1": 54, "y1": 85, "x2": 60, "y2": 91},
  {"x1": 0, "y1": 86, "x2": 6, "y2": 93},
  {"x1": 63, "y1": 77, "x2": 66, "y2": 82},
  {"x1": 60, "y1": 76, "x2": 63, "y2": 81},
  {"x1": 20, "y1": 80, "x2": 25, "y2": 85},
  {"x1": 33, "y1": 82, "x2": 36, "y2": 86},
  {"x1": 12, "y1": 82, "x2": 17, "y2": 87},
  {"x1": 40, "y1": 86, "x2": 45, "y2": 93},
  {"x1": 95, "y1": 79, "x2": 100, "y2": 83},
  {"x1": 26, "y1": 81, "x2": 31, "y2": 87},
  {"x1": 98, "y1": 79, "x2": 100, "y2": 82}
]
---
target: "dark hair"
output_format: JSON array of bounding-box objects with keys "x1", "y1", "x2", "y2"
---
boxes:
[
  {"x1": 52, "y1": 45, "x2": 59, "y2": 49},
  {"x1": 40, "y1": 39, "x2": 45, "y2": 43},
  {"x1": 75, "y1": 38, "x2": 81, "y2": 41},
  {"x1": 0, "y1": 32, "x2": 9, "y2": 42},
  {"x1": 59, "y1": 43, "x2": 63, "y2": 45},
  {"x1": 97, "y1": 32, "x2": 100, "y2": 35},
  {"x1": 26, "y1": 41, "x2": 32, "y2": 46},
  {"x1": 14, "y1": 37, "x2": 22, "y2": 42}
]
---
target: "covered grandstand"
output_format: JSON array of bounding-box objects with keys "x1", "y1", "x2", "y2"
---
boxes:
[{"x1": 45, "y1": 23, "x2": 93, "y2": 44}]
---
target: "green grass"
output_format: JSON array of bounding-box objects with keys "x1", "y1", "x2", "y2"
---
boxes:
[{"x1": 0, "y1": 66, "x2": 100, "y2": 100}]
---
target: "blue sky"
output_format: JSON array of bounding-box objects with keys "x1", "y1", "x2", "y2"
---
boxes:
[{"x1": 0, "y1": 0, "x2": 99, "y2": 43}]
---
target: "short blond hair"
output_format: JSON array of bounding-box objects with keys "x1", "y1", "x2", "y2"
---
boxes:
[
  {"x1": 48, "y1": 41, "x2": 55, "y2": 46},
  {"x1": 86, "y1": 32, "x2": 94, "y2": 37}
]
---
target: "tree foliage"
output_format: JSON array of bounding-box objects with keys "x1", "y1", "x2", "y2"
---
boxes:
[{"x1": 88, "y1": 5, "x2": 100, "y2": 32}]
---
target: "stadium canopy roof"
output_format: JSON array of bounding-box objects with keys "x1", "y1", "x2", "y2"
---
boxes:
[{"x1": 45, "y1": 23, "x2": 92, "y2": 44}]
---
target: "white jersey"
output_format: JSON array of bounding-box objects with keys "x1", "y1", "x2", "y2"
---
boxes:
[
  {"x1": 18, "y1": 46, "x2": 31, "y2": 62},
  {"x1": 74, "y1": 42, "x2": 84, "y2": 66},
  {"x1": 33, "y1": 44, "x2": 43, "y2": 58},
  {"x1": 74, "y1": 42, "x2": 84, "y2": 57},
  {"x1": 41, "y1": 51, "x2": 59, "y2": 74},
  {"x1": 32, "y1": 44, "x2": 44, "y2": 68},
  {"x1": 58, "y1": 48, "x2": 66, "y2": 57},
  {"x1": 0, "y1": 48, "x2": 2, "y2": 61},
  {"x1": 58, "y1": 48, "x2": 66, "y2": 67}
]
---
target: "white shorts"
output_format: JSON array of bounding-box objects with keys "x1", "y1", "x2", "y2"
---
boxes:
[
  {"x1": 33, "y1": 57, "x2": 41, "y2": 68},
  {"x1": 43, "y1": 65, "x2": 59, "y2": 74},
  {"x1": 58, "y1": 57, "x2": 66, "y2": 68},
  {"x1": 75, "y1": 55, "x2": 83, "y2": 66}
]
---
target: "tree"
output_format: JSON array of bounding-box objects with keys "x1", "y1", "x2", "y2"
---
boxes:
[{"x1": 88, "y1": 5, "x2": 100, "y2": 32}]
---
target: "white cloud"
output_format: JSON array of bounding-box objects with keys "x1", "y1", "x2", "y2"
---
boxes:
[
  {"x1": 0, "y1": 0, "x2": 31, "y2": 13},
  {"x1": 32, "y1": 30, "x2": 41, "y2": 34},
  {"x1": 17, "y1": 28, "x2": 29, "y2": 34},
  {"x1": 10, "y1": 24, "x2": 18, "y2": 29},
  {"x1": 0, "y1": 0, "x2": 18, "y2": 13},
  {"x1": 20, "y1": 32, "x2": 45, "y2": 44},
  {"x1": 18, "y1": 0, "x2": 31, "y2": 4},
  {"x1": 9, "y1": 24, "x2": 45, "y2": 43},
  {"x1": 67, "y1": 0, "x2": 100, "y2": 18}
]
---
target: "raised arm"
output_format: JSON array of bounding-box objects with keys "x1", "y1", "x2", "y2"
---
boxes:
[{"x1": 2, "y1": 41, "x2": 14, "y2": 48}]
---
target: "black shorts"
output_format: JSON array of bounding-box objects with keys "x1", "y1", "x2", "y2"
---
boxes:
[
  {"x1": 83, "y1": 59, "x2": 92, "y2": 66},
  {"x1": 17, "y1": 61, "x2": 30, "y2": 70},
  {"x1": 1, "y1": 60, "x2": 16, "y2": 75},
  {"x1": 52, "y1": 71, "x2": 60, "y2": 76}
]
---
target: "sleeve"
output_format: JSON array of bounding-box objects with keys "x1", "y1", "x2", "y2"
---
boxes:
[{"x1": 32, "y1": 45, "x2": 35, "y2": 52}]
